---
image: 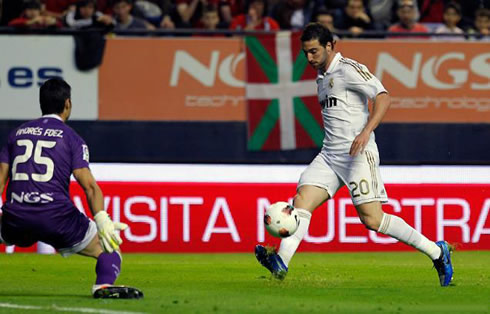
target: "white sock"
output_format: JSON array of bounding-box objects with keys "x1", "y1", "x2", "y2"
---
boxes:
[
  {"x1": 278, "y1": 208, "x2": 312, "y2": 266},
  {"x1": 378, "y1": 213, "x2": 441, "y2": 260}
]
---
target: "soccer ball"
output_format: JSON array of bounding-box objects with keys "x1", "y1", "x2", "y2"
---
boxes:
[{"x1": 264, "y1": 202, "x2": 300, "y2": 238}]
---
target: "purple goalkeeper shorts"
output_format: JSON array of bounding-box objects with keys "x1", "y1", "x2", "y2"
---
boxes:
[{"x1": 0, "y1": 203, "x2": 90, "y2": 250}]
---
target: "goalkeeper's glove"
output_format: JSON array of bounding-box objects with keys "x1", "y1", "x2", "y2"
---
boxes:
[{"x1": 94, "y1": 211, "x2": 128, "y2": 253}]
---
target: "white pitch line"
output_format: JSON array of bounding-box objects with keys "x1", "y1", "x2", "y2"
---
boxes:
[{"x1": 0, "y1": 303, "x2": 146, "y2": 314}]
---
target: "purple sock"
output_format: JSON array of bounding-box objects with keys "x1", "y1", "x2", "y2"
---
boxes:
[{"x1": 95, "y1": 252, "x2": 122, "y2": 285}]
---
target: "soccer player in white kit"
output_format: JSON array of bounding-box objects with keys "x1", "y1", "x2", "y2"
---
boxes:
[{"x1": 255, "y1": 23, "x2": 454, "y2": 287}]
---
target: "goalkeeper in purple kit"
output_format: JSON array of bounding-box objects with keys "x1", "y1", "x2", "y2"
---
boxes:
[{"x1": 0, "y1": 78, "x2": 143, "y2": 299}]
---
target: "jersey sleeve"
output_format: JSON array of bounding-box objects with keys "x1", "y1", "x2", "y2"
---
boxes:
[
  {"x1": 70, "y1": 133, "x2": 90, "y2": 171},
  {"x1": 0, "y1": 133, "x2": 13, "y2": 164},
  {"x1": 343, "y1": 61, "x2": 387, "y2": 100},
  {"x1": 0, "y1": 144, "x2": 9, "y2": 164}
]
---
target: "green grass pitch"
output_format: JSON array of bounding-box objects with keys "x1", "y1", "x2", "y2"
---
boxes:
[{"x1": 0, "y1": 251, "x2": 488, "y2": 314}]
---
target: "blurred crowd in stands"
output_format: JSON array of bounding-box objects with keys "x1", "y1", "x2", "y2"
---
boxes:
[{"x1": 0, "y1": 0, "x2": 488, "y2": 39}]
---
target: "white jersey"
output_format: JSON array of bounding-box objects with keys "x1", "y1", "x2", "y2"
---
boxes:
[{"x1": 317, "y1": 52, "x2": 387, "y2": 154}]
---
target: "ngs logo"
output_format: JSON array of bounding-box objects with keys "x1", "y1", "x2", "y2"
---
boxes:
[{"x1": 3, "y1": 67, "x2": 62, "y2": 88}]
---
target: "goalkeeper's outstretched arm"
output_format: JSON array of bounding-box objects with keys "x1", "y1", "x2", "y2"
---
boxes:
[
  {"x1": 0, "y1": 162, "x2": 8, "y2": 196},
  {"x1": 73, "y1": 168, "x2": 127, "y2": 253}
]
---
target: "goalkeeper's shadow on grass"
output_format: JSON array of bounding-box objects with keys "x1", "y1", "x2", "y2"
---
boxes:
[{"x1": 0, "y1": 291, "x2": 92, "y2": 299}]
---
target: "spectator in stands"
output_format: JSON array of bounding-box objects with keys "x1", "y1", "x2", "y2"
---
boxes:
[
  {"x1": 320, "y1": 0, "x2": 348, "y2": 10},
  {"x1": 388, "y1": 0, "x2": 428, "y2": 37},
  {"x1": 230, "y1": 0, "x2": 279, "y2": 30},
  {"x1": 174, "y1": 0, "x2": 201, "y2": 27},
  {"x1": 175, "y1": 0, "x2": 233, "y2": 28},
  {"x1": 271, "y1": 0, "x2": 316, "y2": 30},
  {"x1": 94, "y1": 0, "x2": 112, "y2": 14},
  {"x1": 1, "y1": 0, "x2": 25, "y2": 26},
  {"x1": 314, "y1": 7, "x2": 334, "y2": 30},
  {"x1": 314, "y1": 8, "x2": 339, "y2": 39},
  {"x1": 132, "y1": 0, "x2": 175, "y2": 29},
  {"x1": 400, "y1": 0, "x2": 420, "y2": 19},
  {"x1": 418, "y1": 0, "x2": 445, "y2": 23},
  {"x1": 434, "y1": 2, "x2": 463, "y2": 40},
  {"x1": 113, "y1": 0, "x2": 155, "y2": 30},
  {"x1": 160, "y1": 15, "x2": 175, "y2": 30},
  {"x1": 8, "y1": 0, "x2": 61, "y2": 28},
  {"x1": 228, "y1": 0, "x2": 244, "y2": 18},
  {"x1": 219, "y1": 0, "x2": 236, "y2": 25},
  {"x1": 367, "y1": 0, "x2": 397, "y2": 30},
  {"x1": 454, "y1": 0, "x2": 490, "y2": 30},
  {"x1": 41, "y1": 0, "x2": 78, "y2": 19},
  {"x1": 334, "y1": 0, "x2": 374, "y2": 36},
  {"x1": 65, "y1": 0, "x2": 113, "y2": 29},
  {"x1": 467, "y1": 8, "x2": 489, "y2": 40},
  {"x1": 199, "y1": 3, "x2": 228, "y2": 31},
  {"x1": 151, "y1": 0, "x2": 176, "y2": 29}
]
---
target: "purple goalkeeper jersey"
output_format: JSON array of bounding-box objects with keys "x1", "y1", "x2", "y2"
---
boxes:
[{"x1": 0, "y1": 115, "x2": 89, "y2": 213}]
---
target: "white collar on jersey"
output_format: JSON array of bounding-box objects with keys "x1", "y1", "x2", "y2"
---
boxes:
[
  {"x1": 317, "y1": 52, "x2": 342, "y2": 79},
  {"x1": 42, "y1": 114, "x2": 63, "y2": 121}
]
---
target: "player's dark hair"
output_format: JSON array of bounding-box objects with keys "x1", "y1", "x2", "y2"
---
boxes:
[
  {"x1": 39, "y1": 78, "x2": 71, "y2": 115},
  {"x1": 301, "y1": 23, "x2": 335, "y2": 49}
]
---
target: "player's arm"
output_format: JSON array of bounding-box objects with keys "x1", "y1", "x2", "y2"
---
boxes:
[
  {"x1": 73, "y1": 167, "x2": 127, "y2": 252},
  {"x1": 0, "y1": 162, "x2": 9, "y2": 195},
  {"x1": 350, "y1": 92, "x2": 390, "y2": 156},
  {"x1": 344, "y1": 62, "x2": 390, "y2": 156},
  {"x1": 73, "y1": 167, "x2": 103, "y2": 216},
  {"x1": 363, "y1": 92, "x2": 390, "y2": 134}
]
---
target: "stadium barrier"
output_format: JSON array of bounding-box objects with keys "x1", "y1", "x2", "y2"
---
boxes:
[
  {"x1": 1, "y1": 120, "x2": 488, "y2": 164},
  {"x1": 1, "y1": 164, "x2": 489, "y2": 253}
]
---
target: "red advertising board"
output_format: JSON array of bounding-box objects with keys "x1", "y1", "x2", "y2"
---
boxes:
[
  {"x1": 1, "y1": 165, "x2": 489, "y2": 253},
  {"x1": 64, "y1": 182, "x2": 489, "y2": 252}
]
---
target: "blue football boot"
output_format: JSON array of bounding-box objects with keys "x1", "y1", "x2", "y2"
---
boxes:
[
  {"x1": 255, "y1": 245, "x2": 288, "y2": 280},
  {"x1": 432, "y1": 241, "x2": 454, "y2": 287}
]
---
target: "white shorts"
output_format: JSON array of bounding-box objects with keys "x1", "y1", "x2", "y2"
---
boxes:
[{"x1": 298, "y1": 150, "x2": 388, "y2": 206}]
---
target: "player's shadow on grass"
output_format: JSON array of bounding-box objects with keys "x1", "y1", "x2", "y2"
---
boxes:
[{"x1": 0, "y1": 291, "x2": 90, "y2": 298}]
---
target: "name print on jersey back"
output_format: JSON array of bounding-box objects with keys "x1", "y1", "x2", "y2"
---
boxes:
[
  {"x1": 1, "y1": 116, "x2": 90, "y2": 211},
  {"x1": 16, "y1": 127, "x2": 64, "y2": 138}
]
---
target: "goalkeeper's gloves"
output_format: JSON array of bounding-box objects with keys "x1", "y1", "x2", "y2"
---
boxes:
[{"x1": 94, "y1": 211, "x2": 128, "y2": 253}]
